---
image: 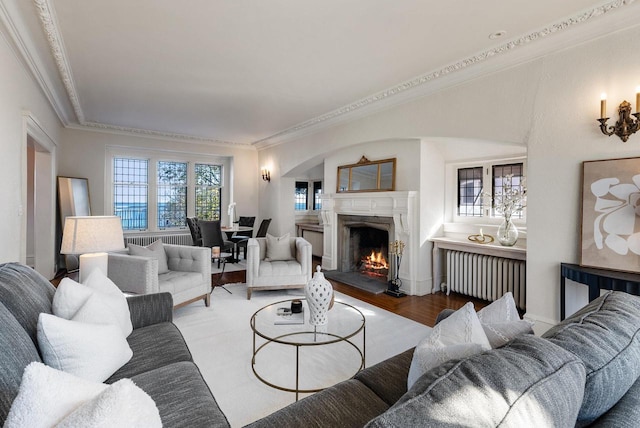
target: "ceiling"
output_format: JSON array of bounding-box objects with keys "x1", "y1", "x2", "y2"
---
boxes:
[{"x1": 3, "y1": 0, "x2": 639, "y2": 148}]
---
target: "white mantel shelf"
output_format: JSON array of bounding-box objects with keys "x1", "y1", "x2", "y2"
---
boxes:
[{"x1": 430, "y1": 236, "x2": 526, "y2": 261}]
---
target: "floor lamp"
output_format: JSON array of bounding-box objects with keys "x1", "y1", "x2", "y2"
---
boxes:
[{"x1": 60, "y1": 216, "x2": 125, "y2": 283}]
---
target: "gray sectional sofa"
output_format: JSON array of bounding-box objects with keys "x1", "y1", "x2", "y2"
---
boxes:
[
  {"x1": 0, "y1": 262, "x2": 229, "y2": 427},
  {"x1": 3, "y1": 260, "x2": 640, "y2": 427},
  {"x1": 250, "y1": 290, "x2": 640, "y2": 427}
]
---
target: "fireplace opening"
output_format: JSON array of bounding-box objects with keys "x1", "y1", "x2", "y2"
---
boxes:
[
  {"x1": 325, "y1": 214, "x2": 395, "y2": 294},
  {"x1": 349, "y1": 226, "x2": 389, "y2": 281}
]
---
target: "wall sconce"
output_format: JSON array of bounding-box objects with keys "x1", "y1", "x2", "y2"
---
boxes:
[
  {"x1": 598, "y1": 89, "x2": 640, "y2": 142},
  {"x1": 261, "y1": 168, "x2": 271, "y2": 182}
]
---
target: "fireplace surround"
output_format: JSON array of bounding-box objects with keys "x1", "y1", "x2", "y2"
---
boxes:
[{"x1": 320, "y1": 191, "x2": 428, "y2": 295}]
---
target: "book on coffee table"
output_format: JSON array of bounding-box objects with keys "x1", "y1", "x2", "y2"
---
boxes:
[{"x1": 274, "y1": 307, "x2": 304, "y2": 325}]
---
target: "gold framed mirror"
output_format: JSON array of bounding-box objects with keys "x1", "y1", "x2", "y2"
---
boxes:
[{"x1": 337, "y1": 156, "x2": 396, "y2": 193}]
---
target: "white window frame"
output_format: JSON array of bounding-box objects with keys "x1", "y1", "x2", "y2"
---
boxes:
[
  {"x1": 448, "y1": 156, "x2": 527, "y2": 226},
  {"x1": 106, "y1": 147, "x2": 230, "y2": 234}
]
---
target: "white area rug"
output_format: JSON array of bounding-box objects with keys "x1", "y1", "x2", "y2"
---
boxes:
[{"x1": 173, "y1": 284, "x2": 429, "y2": 427}]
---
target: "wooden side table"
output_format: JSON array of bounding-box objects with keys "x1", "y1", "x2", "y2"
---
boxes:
[{"x1": 560, "y1": 263, "x2": 640, "y2": 320}]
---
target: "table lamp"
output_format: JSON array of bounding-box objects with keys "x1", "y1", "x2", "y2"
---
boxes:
[{"x1": 60, "y1": 216, "x2": 125, "y2": 283}]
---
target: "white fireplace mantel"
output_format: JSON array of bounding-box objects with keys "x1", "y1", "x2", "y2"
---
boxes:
[{"x1": 320, "y1": 191, "x2": 423, "y2": 295}]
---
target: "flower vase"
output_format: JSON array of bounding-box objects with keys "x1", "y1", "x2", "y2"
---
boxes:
[
  {"x1": 497, "y1": 217, "x2": 518, "y2": 246},
  {"x1": 305, "y1": 266, "x2": 333, "y2": 326}
]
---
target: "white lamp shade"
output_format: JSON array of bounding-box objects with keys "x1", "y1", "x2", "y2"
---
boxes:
[{"x1": 61, "y1": 216, "x2": 125, "y2": 255}]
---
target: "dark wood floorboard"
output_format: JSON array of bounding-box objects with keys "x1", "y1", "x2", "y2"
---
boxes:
[{"x1": 213, "y1": 257, "x2": 490, "y2": 327}]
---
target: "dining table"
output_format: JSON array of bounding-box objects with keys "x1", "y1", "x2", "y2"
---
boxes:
[{"x1": 221, "y1": 225, "x2": 253, "y2": 262}]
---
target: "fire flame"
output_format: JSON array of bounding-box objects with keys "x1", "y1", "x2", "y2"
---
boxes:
[{"x1": 361, "y1": 250, "x2": 389, "y2": 275}]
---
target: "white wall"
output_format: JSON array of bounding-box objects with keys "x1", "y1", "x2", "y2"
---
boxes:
[
  {"x1": 259, "y1": 24, "x2": 640, "y2": 330},
  {"x1": 0, "y1": 23, "x2": 61, "y2": 269},
  {"x1": 59, "y1": 128, "x2": 260, "y2": 224}
]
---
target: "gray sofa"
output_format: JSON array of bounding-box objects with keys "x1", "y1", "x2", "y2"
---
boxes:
[
  {"x1": 250, "y1": 290, "x2": 640, "y2": 427},
  {"x1": 0, "y1": 262, "x2": 229, "y2": 427}
]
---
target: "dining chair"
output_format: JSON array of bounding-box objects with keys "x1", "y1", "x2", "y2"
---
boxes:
[
  {"x1": 186, "y1": 217, "x2": 202, "y2": 246},
  {"x1": 230, "y1": 216, "x2": 256, "y2": 260},
  {"x1": 199, "y1": 220, "x2": 234, "y2": 267},
  {"x1": 237, "y1": 218, "x2": 271, "y2": 260}
]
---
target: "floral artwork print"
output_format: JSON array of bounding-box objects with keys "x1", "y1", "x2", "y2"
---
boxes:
[{"x1": 582, "y1": 157, "x2": 640, "y2": 273}]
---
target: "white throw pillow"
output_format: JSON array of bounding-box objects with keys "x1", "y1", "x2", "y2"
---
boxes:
[
  {"x1": 265, "y1": 233, "x2": 293, "y2": 261},
  {"x1": 52, "y1": 277, "x2": 94, "y2": 319},
  {"x1": 53, "y1": 272, "x2": 133, "y2": 337},
  {"x1": 477, "y1": 292, "x2": 534, "y2": 348},
  {"x1": 37, "y1": 313, "x2": 133, "y2": 382},
  {"x1": 128, "y1": 239, "x2": 169, "y2": 274},
  {"x1": 4, "y1": 362, "x2": 108, "y2": 428},
  {"x1": 4, "y1": 362, "x2": 160, "y2": 428},
  {"x1": 57, "y1": 378, "x2": 162, "y2": 428},
  {"x1": 82, "y1": 270, "x2": 133, "y2": 336},
  {"x1": 407, "y1": 302, "x2": 491, "y2": 389}
]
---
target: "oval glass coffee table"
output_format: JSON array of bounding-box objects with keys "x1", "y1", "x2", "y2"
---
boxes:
[{"x1": 250, "y1": 298, "x2": 366, "y2": 401}]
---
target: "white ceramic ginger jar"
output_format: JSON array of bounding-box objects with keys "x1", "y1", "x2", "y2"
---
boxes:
[{"x1": 305, "y1": 266, "x2": 333, "y2": 326}]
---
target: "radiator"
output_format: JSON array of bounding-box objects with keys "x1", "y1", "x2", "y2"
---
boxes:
[
  {"x1": 445, "y1": 250, "x2": 526, "y2": 310},
  {"x1": 125, "y1": 233, "x2": 193, "y2": 247}
]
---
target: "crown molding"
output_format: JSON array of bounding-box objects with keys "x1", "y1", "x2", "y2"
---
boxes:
[
  {"x1": 33, "y1": 0, "x2": 83, "y2": 123},
  {"x1": 0, "y1": 0, "x2": 72, "y2": 125},
  {"x1": 252, "y1": 0, "x2": 638, "y2": 150},
  {"x1": 67, "y1": 122, "x2": 253, "y2": 149},
  {"x1": 21, "y1": 0, "x2": 639, "y2": 149}
]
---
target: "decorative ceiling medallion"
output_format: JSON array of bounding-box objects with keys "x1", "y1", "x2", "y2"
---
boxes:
[{"x1": 34, "y1": 0, "x2": 635, "y2": 146}]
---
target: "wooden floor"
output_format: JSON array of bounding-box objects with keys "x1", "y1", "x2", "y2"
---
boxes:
[{"x1": 214, "y1": 258, "x2": 489, "y2": 327}]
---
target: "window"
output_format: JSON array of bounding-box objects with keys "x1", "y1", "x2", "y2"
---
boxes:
[
  {"x1": 295, "y1": 181, "x2": 309, "y2": 211},
  {"x1": 114, "y1": 158, "x2": 148, "y2": 231},
  {"x1": 492, "y1": 163, "x2": 525, "y2": 219},
  {"x1": 195, "y1": 163, "x2": 222, "y2": 220},
  {"x1": 457, "y1": 167, "x2": 483, "y2": 217},
  {"x1": 111, "y1": 154, "x2": 224, "y2": 232},
  {"x1": 456, "y1": 161, "x2": 525, "y2": 219},
  {"x1": 157, "y1": 161, "x2": 187, "y2": 229},
  {"x1": 313, "y1": 181, "x2": 323, "y2": 210}
]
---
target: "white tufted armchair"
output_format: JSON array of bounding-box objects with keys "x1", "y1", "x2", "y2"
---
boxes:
[
  {"x1": 246, "y1": 237, "x2": 312, "y2": 299},
  {"x1": 108, "y1": 244, "x2": 211, "y2": 308}
]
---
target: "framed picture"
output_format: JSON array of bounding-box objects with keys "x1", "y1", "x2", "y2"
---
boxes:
[{"x1": 581, "y1": 157, "x2": 640, "y2": 273}]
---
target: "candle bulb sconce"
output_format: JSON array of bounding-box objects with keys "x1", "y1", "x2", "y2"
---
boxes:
[{"x1": 598, "y1": 100, "x2": 640, "y2": 142}]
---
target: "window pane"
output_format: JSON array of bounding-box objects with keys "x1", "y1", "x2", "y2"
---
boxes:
[
  {"x1": 492, "y1": 163, "x2": 525, "y2": 219},
  {"x1": 295, "y1": 181, "x2": 308, "y2": 211},
  {"x1": 195, "y1": 163, "x2": 222, "y2": 220},
  {"x1": 114, "y1": 158, "x2": 148, "y2": 230},
  {"x1": 313, "y1": 181, "x2": 322, "y2": 210},
  {"x1": 457, "y1": 167, "x2": 483, "y2": 217},
  {"x1": 157, "y1": 161, "x2": 187, "y2": 229}
]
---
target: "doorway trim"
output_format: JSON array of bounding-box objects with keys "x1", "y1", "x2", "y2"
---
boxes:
[{"x1": 22, "y1": 111, "x2": 57, "y2": 279}]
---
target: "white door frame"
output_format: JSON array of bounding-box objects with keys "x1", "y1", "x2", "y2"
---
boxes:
[{"x1": 22, "y1": 111, "x2": 57, "y2": 279}]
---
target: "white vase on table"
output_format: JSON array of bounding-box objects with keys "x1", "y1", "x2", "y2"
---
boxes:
[{"x1": 305, "y1": 266, "x2": 333, "y2": 326}]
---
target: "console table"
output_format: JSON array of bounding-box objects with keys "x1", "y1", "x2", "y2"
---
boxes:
[{"x1": 560, "y1": 263, "x2": 640, "y2": 320}]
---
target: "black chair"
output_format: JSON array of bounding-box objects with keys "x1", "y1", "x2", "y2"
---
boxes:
[
  {"x1": 237, "y1": 218, "x2": 271, "y2": 259},
  {"x1": 186, "y1": 217, "x2": 202, "y2": 246},
  {"x1": 230, "y1": 216, "x2": 256, "y2": 260},
  {"x1": 199, "y1": 220, "x2": 234, "y2": 267}
]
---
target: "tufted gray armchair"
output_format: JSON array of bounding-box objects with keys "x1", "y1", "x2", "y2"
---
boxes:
[{"x1": 108, "y1": 244, "x2": 211, "y2": 308}]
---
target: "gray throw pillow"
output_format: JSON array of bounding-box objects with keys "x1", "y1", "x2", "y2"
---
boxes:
[
  {"x1": 542, "y1": 291, "x2": 640, "y2": 425},
  {"x1": 366, "y1": 335, "x2": 586, "y2": 428},
  {"x1": 128, "y1": 240, "x2": 169, "y2": 274},
  {"x1": 265, "y1": 233, "x2": 293, "y2": 261}
]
